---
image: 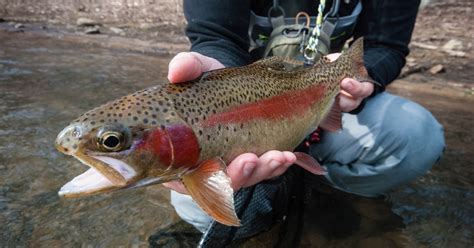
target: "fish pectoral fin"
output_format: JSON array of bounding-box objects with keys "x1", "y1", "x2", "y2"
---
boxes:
[
  {"x1": 294, "y1": 152, "x2": 327, "y2": 175},
  {"x1": 181, "y1": 157, "x2": 241, "y2": 227},
  {"x1": 319, "y1": 98, "x2": 342, "y2": 132}
]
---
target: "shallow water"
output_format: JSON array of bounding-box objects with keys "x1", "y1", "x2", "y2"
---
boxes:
[
  {"x1": 0, "y1": 29, "x2": 473, "y2": 247},
  {"x1": 0, "y1": 30, "x2": 180, "y2": 247}
]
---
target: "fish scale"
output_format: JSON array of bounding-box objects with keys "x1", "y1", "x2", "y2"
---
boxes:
[{"x1": 55, "y1": 38, "x2": 371, "y2": 226}]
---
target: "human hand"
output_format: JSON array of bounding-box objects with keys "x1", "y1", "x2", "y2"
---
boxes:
[
  {"x1": 165, "y1": 53, "x2": 297, "y2": 193},
  {"x1": 167, "y1": 52, "x2": 225, "y2": 83},
  {"x1": 326, "y1": 53, "x2": 374, "y2": 112},
  {"x1": 163, "y1": 151, "x2": 297, "y2": 194}
]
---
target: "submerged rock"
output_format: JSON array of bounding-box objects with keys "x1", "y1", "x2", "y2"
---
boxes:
[
  {"x1": 84, "y1": 26, "x2": 100, "y2": 34},
  {"x1": 77, "y1": 17, "x2": 99, "y2": 27},
  {"x1": 14, "y1": 23, "x2": 25, "y2": 29},
  {"x1": 109, "y1": 27, "x2": 125, "y2": 36}
]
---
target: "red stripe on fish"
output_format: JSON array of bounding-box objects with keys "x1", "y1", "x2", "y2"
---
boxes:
[
  {"x1": 203, "y1": 84, "x2": 328, "y2": 126},
  {"x1": 166, "y1": 124, "x2": 200, "y2": 169},
  {"x1": 137, "y1": 127, "x2": 173, "y2": 168}
]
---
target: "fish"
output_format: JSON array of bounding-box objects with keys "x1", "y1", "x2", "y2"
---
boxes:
[{"x1": 55, "y1": 38, "x2": 373, "y2": 226}]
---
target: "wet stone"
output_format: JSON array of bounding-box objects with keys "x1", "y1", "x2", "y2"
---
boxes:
[
  {"x1": 84, "y1": 26, "x2": 100, "y2": 34},
  {"x1": 109, "y1": 27, "x2": 125, "y2": 36},
  {"x1": 76, "y1": 17, "x2": 99, "y2": 27}
]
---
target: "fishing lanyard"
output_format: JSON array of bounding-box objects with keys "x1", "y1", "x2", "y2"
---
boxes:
[{"x1": 304, "y1": 0, "x2": 326, "y2": 67}]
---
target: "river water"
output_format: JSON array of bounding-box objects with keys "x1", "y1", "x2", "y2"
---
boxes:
[{"x1": 0, "y1": 28, "x2": 472, "y2": 247}]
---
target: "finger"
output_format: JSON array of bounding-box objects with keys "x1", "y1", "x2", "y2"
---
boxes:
[
  {"x1": 242, "y1": 151, "x2": 294, "y2": 188},
  {"x1": 340, "y1": 78, "x2": 373, "y2": 98},
  {"x1": 226, "y1": 153, "x2": 259, "y2": 190},
  {"x1": 269, "y1": 151, "x2": 297, "y2": 178},
  {"x1": 338, "y1": 93, "x2": 361, "y2": 112},
  {"x1": 163, "y1": 181, "x2": 188, "y2": 194},
  {"x1": 167, "y1": 52, "x2": 224, "y2": 83}
]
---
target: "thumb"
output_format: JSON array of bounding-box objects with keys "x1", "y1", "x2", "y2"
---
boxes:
[{"x1": 167, "y1": 52, "x2": 224, "y2": 83}]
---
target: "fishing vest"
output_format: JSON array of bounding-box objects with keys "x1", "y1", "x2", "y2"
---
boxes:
[{"x1": 249, "y1": 0, "x2": 362, "y2": 61}]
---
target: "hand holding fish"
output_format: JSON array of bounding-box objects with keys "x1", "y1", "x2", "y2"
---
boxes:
[
  {"x1": 326, "y1": 53, "x2": 374, "y2": 112},
  {"x1": 164, "y1": 50, "x2": 374, "y2": 194},
  {"x1": 165, "y1": 52, "x2": 297, "y2": 193}
]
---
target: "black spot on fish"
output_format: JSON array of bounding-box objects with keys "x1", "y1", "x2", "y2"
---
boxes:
[
  {"x1": 91, "y1": 121, "x2": 96, "y2": 125},
  {"x1": 72, "y1": 144, "x2": 78, "y2": 149},
  {"x1": 143, "y1": 118, "x2": 148, "y2": 124},
  {"x1": 133, "y1": 117, "x2": 138, "y2": 121}
]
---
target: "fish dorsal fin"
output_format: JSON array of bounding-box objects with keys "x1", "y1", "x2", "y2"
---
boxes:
[
  {"x1": 181, "y1": 157, "x2": 240, "y2": 226},
  {"x1": 254, "y1": 56, "x2": 306, "y2": 73},
  {"x1": 319, "y1": 98, "x2": 342, "y2": 132},
  {"x1": 316, "y1": 56, "x2": 332, "y2": 66}
]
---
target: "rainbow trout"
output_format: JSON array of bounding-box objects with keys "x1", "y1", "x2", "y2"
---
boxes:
[{"x1": 55, "y1": 38, "x2": 372, "y2": 226}]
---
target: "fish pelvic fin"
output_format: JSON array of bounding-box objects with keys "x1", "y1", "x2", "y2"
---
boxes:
[
  {"x1": 340, "y1": 38, "x2": 381, "y2": 86},
  {"x1": 294, "y1": 152, "x2": 327, "y2": 175},
  {"x1": 181, "y1": 157, "x2": 241, "y2": 227}
]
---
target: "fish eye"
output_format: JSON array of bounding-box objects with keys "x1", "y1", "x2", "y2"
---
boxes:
[{"x1": 98, "y1": 131, "x2": 124, "y2": 152}]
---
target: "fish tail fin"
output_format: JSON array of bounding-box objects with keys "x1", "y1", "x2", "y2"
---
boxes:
[{"x1": 340, "y1": 38, "x2": 380, "y2": 86}]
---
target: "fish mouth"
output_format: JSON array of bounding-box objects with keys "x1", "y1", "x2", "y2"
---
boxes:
[{"x1": 59, "y1": 152, "x2": 138, "y2": 198}]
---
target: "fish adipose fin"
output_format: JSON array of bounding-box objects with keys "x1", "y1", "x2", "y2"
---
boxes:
[
  {"x1": 181, "y1": 157, "x2": 240, "y2": 226},
  {"x1": 294, "y1": 152, "x2": 327, "y2": 175}
]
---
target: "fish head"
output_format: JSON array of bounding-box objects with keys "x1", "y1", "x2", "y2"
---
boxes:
[{"x1": 55, "y1": 91, "x2": 190, "y2": 198}]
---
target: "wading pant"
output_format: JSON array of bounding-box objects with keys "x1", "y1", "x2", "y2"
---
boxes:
[{"x1": 170, "y1": 92, "x2": 446, "y2": 233}]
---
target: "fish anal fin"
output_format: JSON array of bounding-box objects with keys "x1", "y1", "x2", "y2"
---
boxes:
[
  {"x1": 181, "y1": 157, "x2": 241, "y2": 226},
  {"x1": 319, "y1": 99, "x2": 342, "y2": 132},
  {"x1": 294, "y1": 152, "x2": 327, "y2": 175}
]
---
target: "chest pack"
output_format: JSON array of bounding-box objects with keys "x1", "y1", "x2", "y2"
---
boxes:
[{"x1": 248, "y1": 0, "x2": 362, "y2": 61}]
